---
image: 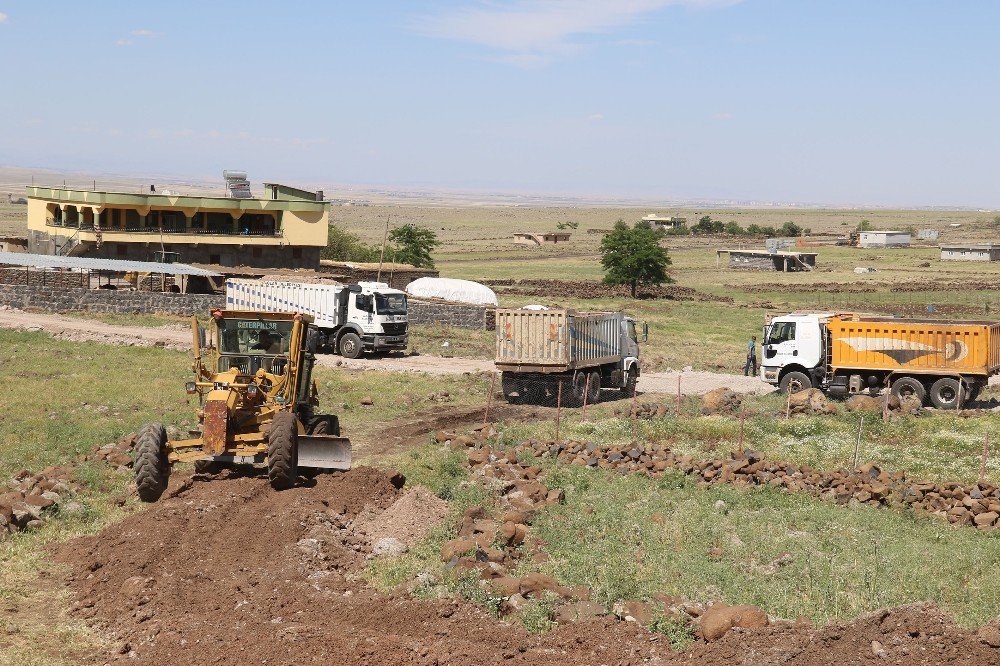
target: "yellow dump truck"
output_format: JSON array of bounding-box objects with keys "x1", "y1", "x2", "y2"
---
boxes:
[{"x1": 761, "y1": 312, "x2": 1000, "y2": 408}]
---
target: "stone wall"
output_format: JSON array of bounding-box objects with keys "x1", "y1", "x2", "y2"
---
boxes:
[
  {"x1": 408, "y1": 301, "x2": 495, "y2": 330},
  {"x1": 0, "y1": 284, "x2": 223, "y2": 316},
  {"x1": 0, "y1": 284, "x2": 494, "y2": 329}
]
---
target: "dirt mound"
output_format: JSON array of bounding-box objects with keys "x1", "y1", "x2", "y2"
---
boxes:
[
  {"x1": 673, "y1": 603, "x2": 996, "y2": 665},
  {"x1": 702, "y1": 388, "x2": 742, "y2": 415},
  {"x1": 53, "y1": 467, "x2": 660, "y2": 665},
  {"x1": 354, "y1": 486, "x2": 449, "y2": 547}
]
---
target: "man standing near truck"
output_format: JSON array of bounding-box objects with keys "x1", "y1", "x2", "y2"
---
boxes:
[{"x1": 744, "y1": 335, "x2": 758, "y2": 376}]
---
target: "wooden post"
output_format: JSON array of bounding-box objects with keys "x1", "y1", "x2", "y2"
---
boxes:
[
  {"x1": 737, "y1": 404, "x2": 746, "y2": 454},
  {"x1": 981, "y1": 432, "x2": 990, "y2": 485},
  {"x1": 581, "y1": 373, "x2": 590, "y2": 421},
  {"x1": 882, "y1": 376, "x2": 890, "y2": 422},
  {"x1": 483, "y1": 372, "x2": 497, "y2": 428},
  {"x1": 632, "y1": 385, "x2": 639, "y2": 442},
  {"x1": 786, "y1": 389, "x2": 792, "y2": 420},
  {"x1": 853, "y1": 416, "x2": 865, "y2": 468},
  {"x1": 676, "y1": 375, "x2": 682, "y2": 416},
  {"x1": 555, "y1": 380, "x2": 562, "y2": 443}
]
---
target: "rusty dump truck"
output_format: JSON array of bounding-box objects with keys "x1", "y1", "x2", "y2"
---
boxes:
[
  {"x1": 495, "y1": 308, "x2": 647, "y2": 406},
  {"x1": 761, "y1": 311, "x2": 1000, "y2": 408}
]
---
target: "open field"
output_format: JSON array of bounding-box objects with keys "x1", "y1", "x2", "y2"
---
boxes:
[{"x1": 1, "y1": 330, "x2": 998, "y2": 664}]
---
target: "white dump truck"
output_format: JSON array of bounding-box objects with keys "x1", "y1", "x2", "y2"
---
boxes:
[
  {"x1": 225, "y1": 278, "x2": 408, "y2": 358},
  {"x1": 495, "y1": 308, "x2": 647, "y2": 405}
]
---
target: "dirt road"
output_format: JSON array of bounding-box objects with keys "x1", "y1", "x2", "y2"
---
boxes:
[{"x1": 0, "y1": 308, "x2": 776, "y2": 396}]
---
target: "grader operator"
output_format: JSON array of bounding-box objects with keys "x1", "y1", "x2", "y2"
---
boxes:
[{"x1": 133, "y1": 309, "x2": 351, "y2": 502}]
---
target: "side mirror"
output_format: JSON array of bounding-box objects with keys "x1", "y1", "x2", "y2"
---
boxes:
[
  {"x1": 198, "y1": 323, "x2": 208, "y2": 349},
  {"x1": 642, "y1": 322, "x2": 649, "y2": 343}
]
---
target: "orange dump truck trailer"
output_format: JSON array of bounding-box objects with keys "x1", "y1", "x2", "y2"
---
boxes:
[{"x1": 761, "y1": 312, "x2": 1000, "y2": 408}]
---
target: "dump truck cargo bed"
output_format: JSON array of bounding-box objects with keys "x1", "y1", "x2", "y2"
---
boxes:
[
  {"x1": 495, "y1": 308, "x2": 623, "y2": 372},
  {"x1": 828, "y1": 316, "x2": 1000, "y2": 377}
]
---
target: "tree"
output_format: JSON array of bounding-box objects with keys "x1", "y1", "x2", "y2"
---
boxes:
[
  {"x1": 322, "y1": 225, "x2": 379, "y2": 262},
  {"x1": 779, "y1": 221, "x2": 803, "y2": 237},
  {"x1": 388, "y1": 224, "x2": 438, "y2": 268},
  {"x1": 599, "y1": 220, "x2": 673, "y2": 297}
]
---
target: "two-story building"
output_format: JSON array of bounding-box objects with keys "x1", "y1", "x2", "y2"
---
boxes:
[{"x1": 25, "y1": 183, "x2": 330, "y2": 269}]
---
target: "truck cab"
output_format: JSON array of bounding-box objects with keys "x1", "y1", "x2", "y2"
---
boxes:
[
  {"x1": 341, "y1": 281, "x2": 408, "y2": 357},
  {"x1": 761, "y1": 313, "x2": 828, "y2": 391}
]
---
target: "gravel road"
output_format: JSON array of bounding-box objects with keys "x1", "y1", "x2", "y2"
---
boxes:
[{"x1": 0, "y1": 307, "x2": 775, "y2": 395}]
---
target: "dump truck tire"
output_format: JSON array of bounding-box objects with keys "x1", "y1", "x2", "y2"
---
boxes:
[
  {"x1": 268, "y1": 412, "x2": 298, "y2": 490},
  {"x1": 929, "y1": 378, "x2": 962, "y2": 410},
  {"x1": 568, "y1": 372, "x2": 587, "y2": 407},
  {"x1": 890, "y1": 376, "x2": 926, "y2": 405},
  {"x1": 586, "y1": 371, "x2": 601, "y2": 405},
  {"x1": 501, "y1": 372, "x2": 522, "y2": 404},
  {"x1": 779, "y1": 371, "x2": 811, "y2": 393},
  {"x1": 620, "y1": 369, "x2": 638, "y2": 399},
  {"x1": 339, "y1": 332, "x2": 363, "y2": 359},
  {"x1": 134, "y1": 422, "x2": 169, "y2": 503}
]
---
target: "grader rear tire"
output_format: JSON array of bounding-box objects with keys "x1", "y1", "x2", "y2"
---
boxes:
[
  {"x1": 134, "y1": 423, "x2": 169, "y2": 503},
  {"x1": 268, "y1": 411, "x2": 299, "y2": 490}
]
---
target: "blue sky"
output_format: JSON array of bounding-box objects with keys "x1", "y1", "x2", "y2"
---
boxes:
[{"x1": 0, "y1": 1, "x2": 998, "y2": 207}]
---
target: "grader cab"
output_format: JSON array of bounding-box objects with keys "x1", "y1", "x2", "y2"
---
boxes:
[{"x1": 134, "y1": 309, "x2": 351, "y2": 502}]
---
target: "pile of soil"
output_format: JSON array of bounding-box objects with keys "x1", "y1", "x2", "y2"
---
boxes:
[
  {"x1": 354, "y1": 486, "x2": 449, "y2": 547},
  {"x1": 53, "y1": 468, "x2": 659, "y2": 665}
]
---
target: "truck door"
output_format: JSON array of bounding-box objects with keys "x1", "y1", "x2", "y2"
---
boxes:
[{"x1": 764, "y1": 318, "x2": 823, "y2": 370}]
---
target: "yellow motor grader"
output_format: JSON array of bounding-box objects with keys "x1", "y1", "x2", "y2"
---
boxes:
[{"x1": 134, "y1": 309, "x2": 351, "y2": 502}]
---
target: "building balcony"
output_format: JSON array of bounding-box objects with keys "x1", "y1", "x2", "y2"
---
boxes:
[{"x1": 45, "y1": 220, "x2": 282, "y2": 239}]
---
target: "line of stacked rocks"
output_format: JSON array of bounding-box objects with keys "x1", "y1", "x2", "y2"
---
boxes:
[{"x1": 0, "y1": 467, "x2": 83, "y2": 537}]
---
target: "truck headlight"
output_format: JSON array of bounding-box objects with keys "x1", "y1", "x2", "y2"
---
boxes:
[
  {"x1": 185, "y1": 381, "x2": 197, "y2": 395},
  {"x1": 246, "y1": 383, "x2": 258, "y2": 397}
]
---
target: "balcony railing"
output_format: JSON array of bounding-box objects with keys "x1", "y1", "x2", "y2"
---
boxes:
[{"x1": 45, "y1": 220, "x2": 281, "y2": 237}]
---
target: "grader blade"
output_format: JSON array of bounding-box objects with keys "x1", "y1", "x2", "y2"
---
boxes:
[{"x1": 298, "y1": 435, "x2": 352, "y2": 470}]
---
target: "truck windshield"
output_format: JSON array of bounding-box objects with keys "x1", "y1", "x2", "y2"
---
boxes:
[
  {"x1": 218, "y1": 318, "x2": 294, "y2": 356},
  {"x1": 375, "y1": 293, "x2": 407, "y2": 315},
  {"x1": 626, "y1": 320, "x2": 638, "y2": 342},
  {"x1": 766, "y1": 322, "x2": 796, "y2": 345}
]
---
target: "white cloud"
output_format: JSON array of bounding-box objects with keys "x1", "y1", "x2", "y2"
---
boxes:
[
  {"x1": 115, "y1": 39, "x2": 132, "y2": 47},
  {"x1": 131, "y1": 29, "x2": 157, "y2": 37},
  {"x1": 413, "y1": 0, "x2": 740, "y2": 65},
  {"x1": 588, "y1": 112, "x2": 605, "y2": 121},
  {"x1": 0, "y1": 12, "x2": 8, "y2": 24}
]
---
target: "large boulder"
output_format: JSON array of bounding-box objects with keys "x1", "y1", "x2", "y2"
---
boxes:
[
  {"x1": 702, "y1": 388, "x2": 742, "y2": 415},
  {"x1": 700, "y1": 603, "x2": 769, "y2": 641},
  {"x1": 787, "y1": 389, "x2": 836, "y2": 416},
  {"x1": 846, "y1": 395, "x2": 882, "y2": 413}
]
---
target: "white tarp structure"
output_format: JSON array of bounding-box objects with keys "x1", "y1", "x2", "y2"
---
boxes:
[{"x1": 406, "y1": 277, "x2": 497, "y2": 306}]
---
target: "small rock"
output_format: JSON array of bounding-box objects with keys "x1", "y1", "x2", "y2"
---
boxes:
[
  {"x1": 871, "y1": 640, "x2": 888, "y2": 658},
  {"x1": 372, "y1": 537, "x2": 408, "y2": 557}
]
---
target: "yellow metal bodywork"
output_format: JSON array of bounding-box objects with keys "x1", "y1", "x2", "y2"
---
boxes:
[
  {"x1": 828, "y1": 316, "x2": 1000, "y2": 377},
  {"x1": 165, "y1": 310, "x2": 316, "y2": 463}
]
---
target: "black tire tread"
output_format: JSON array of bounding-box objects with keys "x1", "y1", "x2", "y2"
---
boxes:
[
  {"x1": 268, "y1": 411, "x2": 298, "y2": 490},
  {"x1": 134, "y1": 422, "x2": 169, "y2": 503}
]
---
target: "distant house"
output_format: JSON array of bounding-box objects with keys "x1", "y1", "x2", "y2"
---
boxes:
[
  {"x1": 0, "y1": 236, "x2": 28, "y2": 253},
  {"x1": 641, "y1": 214, "x2": 687, "y2": 229},
  {"x1": 513, "y1": 232, "x2": 571, "y2": 246},
  {"x1": 917, "y1": 229, "x2": 940, "y2": 241},
  {"x1": 858, "y1": 231, "x2": 911, "y2": 248},
  {"x1": 717, "y1": 249, "x2": 817, "y2": 272},
  {"x1": 940, "y1": 243, "x2": 1000, "y2": 262}
]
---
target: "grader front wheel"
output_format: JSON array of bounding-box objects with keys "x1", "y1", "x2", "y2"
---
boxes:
[
  {"x1": 268, "y1": 412, "x2": 299, "y2": 490},
  {"x1": 134, "y1": 423, "x2": 170, "y2": 503}
]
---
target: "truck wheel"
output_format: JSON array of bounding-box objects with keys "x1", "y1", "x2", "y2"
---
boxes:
[
  {"x1": 501, "y1": 372, "x2": 522, "y2": 404},
  {"x1": 890, "y1": 377, "x2": 926, "y2": 405},
  {"x1": 267, "y1": 411, "x2": 299, "y2": 490},
  {"x1": 929, "y1": 378, "x2": 963, "y2": 410},
  {"x1": 308, "y1": 414, "x2": 341, "y2": 436},
  {"x1": 620, "y1": 371, "x2": 637, "y2": 399},
  {"x1": 586, "y1": 371, "x2": 601, "y2": 404},
  {"x1": 339, "y1": 332, "x2": 363, "y2": 359},
  {"x1": 134, "y1": 422, "x2": 170, "y2": 503},
  {"x1": 569, "y1": 372, "x2": 587, "y2": 407},
  {"x1": 779, "y1": 371, "x2": 811, "y2": 394}
]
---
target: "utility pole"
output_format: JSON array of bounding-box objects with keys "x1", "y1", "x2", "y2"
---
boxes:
[{"x1": 376, "y1": 215, "x2": 391, "y2": 283}]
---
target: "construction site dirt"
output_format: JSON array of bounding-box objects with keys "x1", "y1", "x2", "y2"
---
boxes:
[{"x1": 51, "y1": 468, "x2": 997, "y2": 666}]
